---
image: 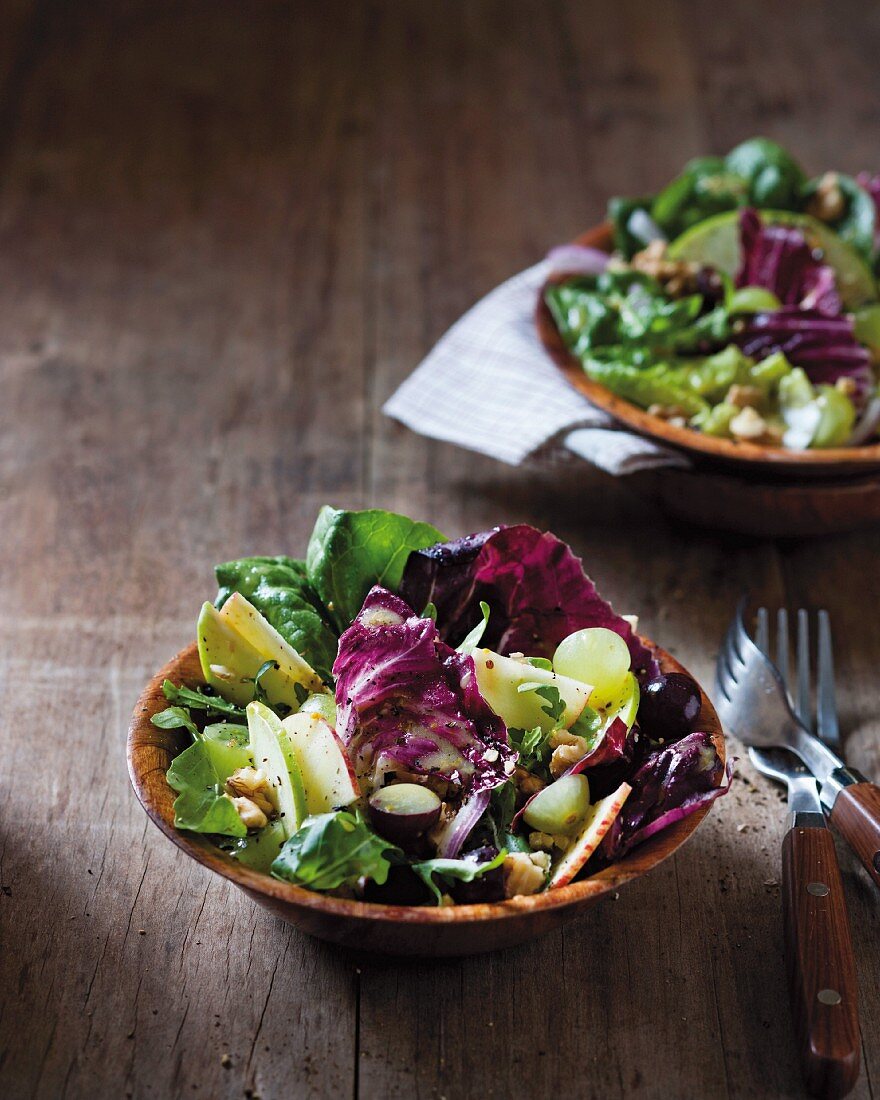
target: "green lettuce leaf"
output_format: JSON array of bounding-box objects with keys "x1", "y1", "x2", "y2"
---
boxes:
[
  {"x1": 166, "y1": 741, "x2": 246, "y2": 837},
  {"x1": 214, "y1": 555, "x2": 338, "y2": 682},
  {"x1": 271, "y1": 810, "x2": 400, "y2": 891},
  {"x1": 305, "y1": 507, "x2": 445, "y2": 633},
  {"x1": 411, "y1": 849, "x2": 507, "y2": 905}
]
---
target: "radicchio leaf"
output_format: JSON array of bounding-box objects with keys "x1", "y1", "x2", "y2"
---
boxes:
[
  {"x1": 333, "y1": 586, "x2": 515, "y2": 857},
  {"x1": 599, "y1": 731, "x2": 731, "y2": 860},
  {"x1": 735, "y1": 308, "x2": 873, "y2": 401},
  {"x1": 736, "y1": 208, "x2": 842, "y2": 315},
  {"x1": 400, "y1": 525, "x2": 659, "y2": 681}
]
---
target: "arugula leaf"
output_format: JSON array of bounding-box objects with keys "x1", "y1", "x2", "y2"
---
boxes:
[
  {"x1": 160, "y1": 679, "x2": 246, "y2": 720},
  {"x1": 516, "y1": 682, "x2": 565, "y2": 724},
  {"x1": 411, "y1": 849, "x2": 507, "y2": 905},
  {"x1": 151, "y1": 706, "x2": 199, "y2": 738},
  {"x1": 456, "y1": 601, "x2": 490, "y2": 656},
  {"x1": 421, "y1": 601, "x2": 438, "y2": 621},
  {"x1": 214, "y1": 555, "x2": 338, "y2": 682},
  {"x1": 569, "y1": 704, "x2": 602, "y2": 742},
  {"x1": 166, "y1": 741, "x2": 246, "y2": 837},
  {"x1": 306, "y1": 507, "x2": 445, "y2": 633},
  {"x1": 526, "y1": 657, "x2": 553, "y2": 671},
  {"x1": 270, "y1": 810, "x2": 400, "y2": 891},
  {"x1": 508, "y1": 724, "x2": 554, "y2": 779}
]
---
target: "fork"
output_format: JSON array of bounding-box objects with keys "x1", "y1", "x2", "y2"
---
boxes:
[
  {"x1": 716, "y1": 601, "x2": 880, "y2": 890},
  {"x1": 764, "y1": 608, "x2": 840, "y2": 751}
]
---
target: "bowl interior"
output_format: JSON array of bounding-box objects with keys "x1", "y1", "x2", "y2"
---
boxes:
[
  {"x1": 536, "y1": 224, "x2": 880, "y2": 477},
  {"x1": 128, "y1": 638, "x2": 726, "y2": 942}
]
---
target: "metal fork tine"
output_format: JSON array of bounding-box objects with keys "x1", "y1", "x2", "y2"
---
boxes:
[
  {"x1": 755, "y1": 607, "x2": 769, "y2": 655},
  {"x1": 796, "y1": 609, "x2": 811, "y2": 730},
  {"x1": 723, "y1": 620, "x2": 747, "y2": 669},
  {"x1": 776, "y1": 609, "x2": 789, "y2": 693},
  {"x1": 716, "y1": 654, "x2": 738, "y2": 700},
  {"x1": 817, "y1": 610, "x2": 841, "y2": 749}
]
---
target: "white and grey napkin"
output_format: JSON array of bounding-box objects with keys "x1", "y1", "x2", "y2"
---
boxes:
[{"x1": 383, "y1": 261, "x2": 689, "y2": 476}]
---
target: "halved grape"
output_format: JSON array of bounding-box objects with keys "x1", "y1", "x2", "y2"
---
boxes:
[
  {"x1": 638, "y1": 672, "x2": 701, "y2": 740},
  {"x1": 523, "y1": 774, "x2": 591, "y2": 836},
  {"x1": 553, "y1": 628, "x2": 631, "y2": 708},
  {"x1": 368, "y1": 782, "x2": 442, "y2": 845}
]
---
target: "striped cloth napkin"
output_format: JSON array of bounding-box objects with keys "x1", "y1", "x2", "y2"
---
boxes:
[{"x1": 383, "y1": 260, "x2": 689, "y2": 475}]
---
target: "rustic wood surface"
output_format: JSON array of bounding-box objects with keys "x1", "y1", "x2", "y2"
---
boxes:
[{"x1": 1, "y1": 2, "x2": 878, "y2": 1097}]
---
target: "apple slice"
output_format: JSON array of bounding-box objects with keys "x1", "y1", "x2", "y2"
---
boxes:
[
  {"x1": 281, "y1": 711, "x2": 361, "y2": 815},
  {"x1": 548, "y1": 782, "x2": 631, "y2": 889},
  {"x1": 471, "y1": 649, "x2": 592, "y2": 732},
  {"x1": 220, "y1": 592, "x2": 325, "y2": 694},
  {"x1": 598, "y1": 672, "x2": 639, "y2": 734},
  {"x1": 246, "y1": 701, "x2": 306, "y2": 838},
  {"x1": 197, "y1": 597, "x2": 327, "y2": 709}
]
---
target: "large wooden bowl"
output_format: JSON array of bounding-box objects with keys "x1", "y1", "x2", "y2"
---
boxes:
[
  {"x1": 536, "y1": 224, "x2": 880, "y2": 478},
  {"x1": 127, "y1": 640, "x2": 726, "y2": 956}
]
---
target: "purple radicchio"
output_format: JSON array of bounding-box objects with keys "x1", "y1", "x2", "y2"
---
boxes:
[
  {"x1": 400, "y1": 525, "x2": 659, "y2": 681},
  {"x1": 735, "y1": 308, "x2": 873, "y2": 402},
  {"x1": 600, "y1": 731, "x2": 731, "y2": 861},
  {"x1": 333, "y1": 586, "x2": 515, "y2": 857},
  {"x1": 736, "y1": 208, "x2": 842, "y2": 315}
]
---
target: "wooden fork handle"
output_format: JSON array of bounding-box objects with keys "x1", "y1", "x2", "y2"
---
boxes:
[
  {"x1": 829, "y1": 782, "x2": 880, "y2": 889},
  {"x1": 783, "y1": 824, "x2": 860, "y2": 1098}
]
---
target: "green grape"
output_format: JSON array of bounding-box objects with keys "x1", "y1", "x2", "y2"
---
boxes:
[
  {"x1": 523, "y1": 774, "x2": 591, "y2": 835},
  {"x1": 553, "y1": 627, "x2": 631, "y2": 707}
]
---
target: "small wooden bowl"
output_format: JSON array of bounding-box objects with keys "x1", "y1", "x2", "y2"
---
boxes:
[
  {"x1": 127, "y1": 641, "x2": 726, "y2": 956},
  {"x1": 536, "y1": 224, "x2": 880, "y2": 478}
]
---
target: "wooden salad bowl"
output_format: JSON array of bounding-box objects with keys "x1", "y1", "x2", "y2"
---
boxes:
[
  {"x1": 536, "y1": 224, "x2": 880, "y2": 478},
  {"x1": 127, "y1": 640, "x2": 726, "y2": 957}
]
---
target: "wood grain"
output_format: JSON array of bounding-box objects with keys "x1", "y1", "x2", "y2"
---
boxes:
[
  {"x1": 830, "y1": 784, "x2": 880, "y2": 891},
  {"x1": 782, "y1": 825, "x2": 860, "y2": 1097},
  {"x1": 0, "y1": 1, "x2": 878, "y2": 1098}
]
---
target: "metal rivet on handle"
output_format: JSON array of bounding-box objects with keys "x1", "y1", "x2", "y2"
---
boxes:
[
  {"x1": 818, "y1": 989, "x2": 842, "y2": 1006},
  {"x1": 806, "y1": 882, "x2": 830, "y2": 896}
]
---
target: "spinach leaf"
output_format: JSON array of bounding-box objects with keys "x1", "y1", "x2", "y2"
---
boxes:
[
  {"x1": 214, "y1": 555, "x2": 338, "y2": 682},
  {"x1": 725, "y1": 137, "x2": 806, "y2": 209},
  {"x1": 166, "y1": 741, "x2": 247, "y2": 837},
  {"x1": 306, "y1": 507, "x2": 445, "y2": 633},
  {"x1": 803, "y1": 172, "x2": 877, "y2": 263},
  {"x1": 411, "y1": 849, "x2": 507, "y2": 905},
  {"x1": 271, "y1": 810, "x2": 400, "y2": 891}
]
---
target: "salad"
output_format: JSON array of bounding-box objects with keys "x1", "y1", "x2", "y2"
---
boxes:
[
  {"x1": 544, "y1": 137, "x2": 880, "y2": 450},
  {"x1": 154, "y1": 506, "x2": 729, "y2": 906}
]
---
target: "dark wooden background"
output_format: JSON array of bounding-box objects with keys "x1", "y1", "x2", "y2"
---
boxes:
[{"x1": 1, "y1": 2, "x2": 878, "y2": 1097}]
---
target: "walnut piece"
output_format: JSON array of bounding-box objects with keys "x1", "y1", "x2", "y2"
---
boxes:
[
  {"x1": 630, "y1": 240, "x2": 701, "y2": 297},
  {"x1": 513, "y1": 765, "x2": 545, "y2": 797},
  {"x1": 225, "y1": 767, "x2": 275, "y2": 815},
  {"x1": 726, "y1": 384, "x2": 764, "y2": 409},
  {"x1": 231, "y1": 796, "x2": 268, "y2": 830},
  {"x1": 806, "y1": 171, "x2": 846, "y2": 223},
  {"x1": 729, "y1": 405, "x2": 783, "y2": 444},
  {"x1": 503, "y1": 852, "x2": 549, "y2": 898}
]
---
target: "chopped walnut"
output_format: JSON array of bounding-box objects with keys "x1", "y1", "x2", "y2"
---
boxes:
[
  {"x1": 835, "y1": 376, "x2": 858, "y2": 397},
  {"x1": 503, "y1": 852, "x2": 548, "y2": 898},
  {"x1": 231, "y1": 796, "x2": 268, "y2": 830},
  {"x1": 513, "y1": 765, "x2": 545, "y2": 798},
  {"x1": 647, "y1": 403, "x2": 689, "y2": 423},
  {"x1": 529, "y1": 850, "x2": 551, "y2": 872},
  {"x1": 225, "y1": 767, "x2": 275, "y2": 815},
  {"x1": 548, "y1": 729, "x2": 590, "y2": 778},
  {"x1": 806, "y1": 171, "x2": 846, "y2": 223},
  {"x1": 630, "y1": 240, "x2": 702, "y2": 297},
  {"x1": 529, "y1": 831, "x2": 554, "y2": 851},
  {"x1": 729, "y1": 406, "x2": 762, "y2": 439},
  {"x1": 726, "y1": 384, "x2": 765, "y2": 409}
]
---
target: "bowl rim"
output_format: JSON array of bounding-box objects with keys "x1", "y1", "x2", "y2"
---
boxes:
[
  {"x1": 127, "y1": 636, "x2": 727, "y2": 927},
  {"x1": 536, "y1": 223, "x2": 880, "y2": 474}
]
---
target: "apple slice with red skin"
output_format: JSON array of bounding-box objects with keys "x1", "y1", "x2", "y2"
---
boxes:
[
  {"x1": 281, "y1": 711, "x2": 361, "y2": 815},
  {"x1": 548, "y1": 781, "x2": 631, "y2": 889}
]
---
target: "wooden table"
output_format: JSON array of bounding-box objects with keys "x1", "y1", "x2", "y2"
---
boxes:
[{"x1": 1, "y1": 2, "x2": 878, "y2": 1097}]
